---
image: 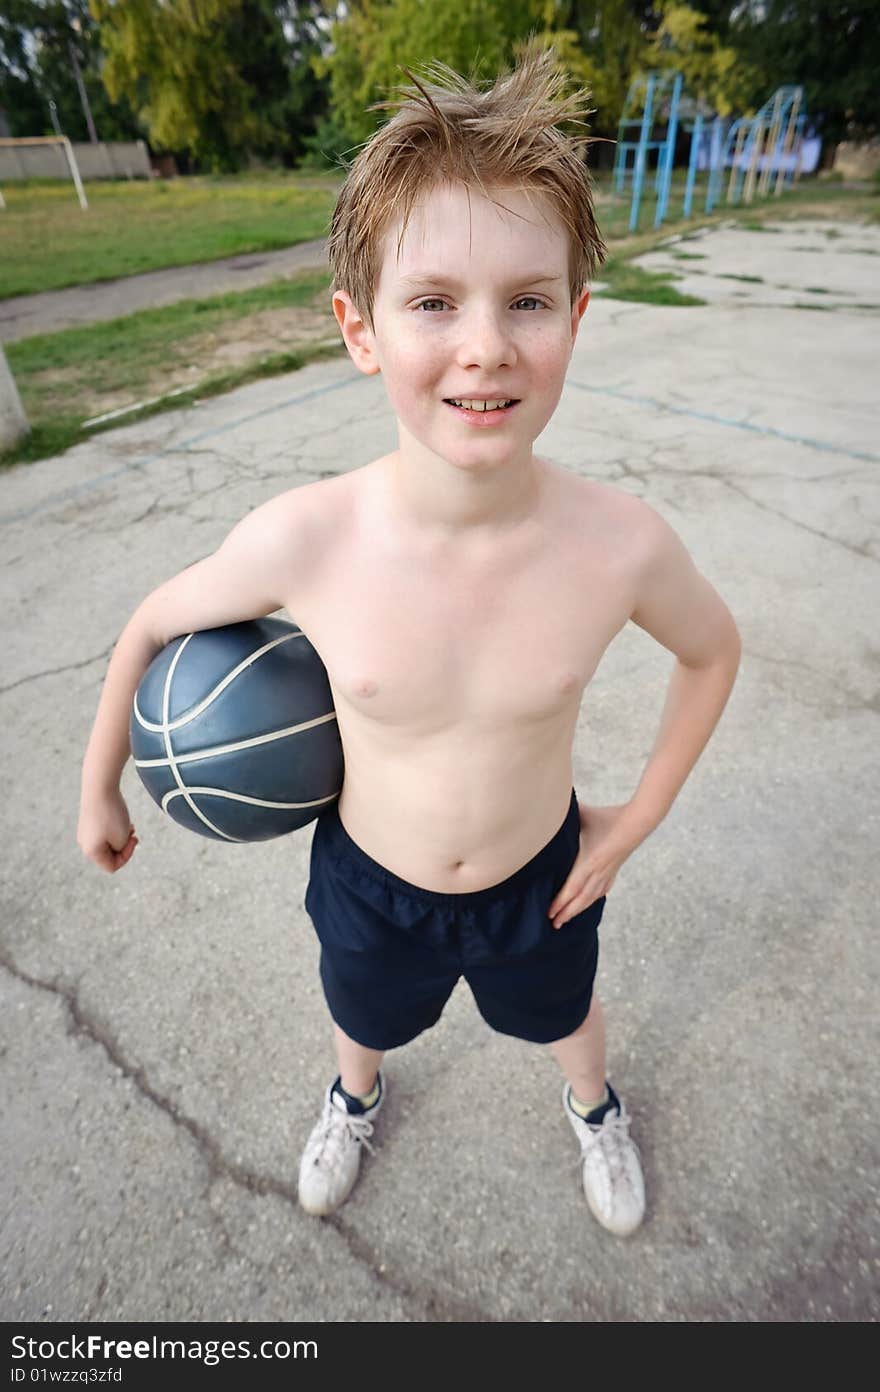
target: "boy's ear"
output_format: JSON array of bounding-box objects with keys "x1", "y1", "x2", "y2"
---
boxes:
[
  {"x1": 333, "y1": 290, "x2": 381, "y2": 376},
  {"x1": 570, "y1": 286, "x2": 591, "y2": 343}
]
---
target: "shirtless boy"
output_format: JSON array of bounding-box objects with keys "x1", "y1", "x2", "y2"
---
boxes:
[{"x1": 78, "y1": 51, "x2": 741, "y2": 1239}]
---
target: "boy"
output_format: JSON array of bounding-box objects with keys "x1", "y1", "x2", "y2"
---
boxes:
[{"x1": 78, "y1": 50, "x2": 741, "y2": 1239}]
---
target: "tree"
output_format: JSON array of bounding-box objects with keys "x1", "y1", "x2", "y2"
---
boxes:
[
  {"x1": 313, "y1": 0, "x2": 563, "y2": 150},
  {"x1": 1, "y1": 0, "x2": 140, "y2": 140},
  {"x1": 551, "y1": 2, "x2": 658, "y2": 137},
  {"x1": 91, "y1": 0, "x2": 331, "y2": 169},
  {"x1": 1, "y1": 3, "x2": 45, "y2": 136},
  {"x1": 645, "y1": 3, "x2": 745, "y2": 115},
  {"x1": 690, "y1": 0, "x2": 880, "y2": 141}
]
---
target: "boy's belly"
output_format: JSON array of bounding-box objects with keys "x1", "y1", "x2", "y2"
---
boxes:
[{"x1": 333, "y1": 715, "x2": 580, "y2": 894}]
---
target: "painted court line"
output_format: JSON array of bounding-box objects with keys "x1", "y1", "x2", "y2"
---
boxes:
[{"x1": 2, "y1": 368, "x2": 875, "y2": 526}]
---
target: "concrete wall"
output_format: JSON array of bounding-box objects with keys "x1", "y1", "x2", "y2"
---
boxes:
[
  {"x1": 0, "y1": 347, "x2": 29, "y2": 452},
  {"x1": 0, "y1": 140, "x2": 151, "y2": 182},
  {"x1": 833, "y1": 140, "x2": 880, "y2": 179}
]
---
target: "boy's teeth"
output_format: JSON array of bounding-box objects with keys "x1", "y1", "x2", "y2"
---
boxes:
[{"x1": 449, "y1": 399, "x2": 513, "y2": 411}]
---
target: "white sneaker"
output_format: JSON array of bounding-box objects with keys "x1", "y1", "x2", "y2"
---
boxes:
[
  {"x1": 563, "y1": 1081, "x2": 646, "y2": 1236},
  {"x1": 298, "y1": 1073, "x2": 384, "y2": 1216}
]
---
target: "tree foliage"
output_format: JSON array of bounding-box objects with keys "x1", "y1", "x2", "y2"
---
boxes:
[
  {"x1": 646, "y1": 3, "x2": 746, "y2": 115},
  {"x1": 545, "y1": 2, "x2": 655, "y2": 138},
  {"x1": 726, "y1": 1, "x2": 878, "y2": 141},
  {"x1": 90, "y1": 0, "x2": 329, "y2": 168},
  {"x1": 5, "y1": 0, "x2": 877, "y2": 172},
  {"x1": 313, "y1": 0, "x2": 558, "y2": 151},
  {"x1": 1, "y1": 0, "x2": 140, "y2": 140}
]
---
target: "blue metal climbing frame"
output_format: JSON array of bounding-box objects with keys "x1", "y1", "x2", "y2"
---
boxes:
[
  {"x1": 713, "y1": 86, "x2": 806, "y2": 210},
  {"x1": 613, "y1": 71, "x2": 684, "y2": 232},
  {"x1": 614, "y1": 74, "x2": 810, "y2": 232}
]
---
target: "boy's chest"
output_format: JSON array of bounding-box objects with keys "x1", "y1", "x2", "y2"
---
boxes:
[{"x1": 294, "y1": 513, "x2": 634, "y2": 731}]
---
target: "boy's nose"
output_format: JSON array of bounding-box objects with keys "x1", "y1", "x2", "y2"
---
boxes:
[{"x1": 455, "y1": 310, "x2": 517, "y2": 371}]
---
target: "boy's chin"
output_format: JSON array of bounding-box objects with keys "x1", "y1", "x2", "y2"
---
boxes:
[
  {"x1": 438, "y1": 446, "x2": 535, "y2": 474},
  {"x1": 397, "y1": 424, "x2": 538, "y2": 471}
]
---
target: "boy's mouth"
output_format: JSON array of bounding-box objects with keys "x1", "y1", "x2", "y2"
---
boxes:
[{"x1": 443, "y1": 398, "x2": 519, "y2": 412}]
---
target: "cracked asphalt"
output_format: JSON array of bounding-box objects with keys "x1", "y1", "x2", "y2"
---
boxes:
[{"x1": 1, "y1": 219, "x2": 877, "y2": 1322}]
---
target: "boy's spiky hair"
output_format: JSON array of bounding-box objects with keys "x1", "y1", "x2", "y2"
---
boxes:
[{"x1": 327, "y1": 45, "x2": 606, "y2": 329}]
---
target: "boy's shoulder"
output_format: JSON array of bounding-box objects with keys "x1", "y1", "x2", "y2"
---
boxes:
[
  {"x1": 254, "y1": 467, "x2": 360, "y2": 537},
  {"x1": 546, "y1": 462, "x2": 664, "y2": 546}
]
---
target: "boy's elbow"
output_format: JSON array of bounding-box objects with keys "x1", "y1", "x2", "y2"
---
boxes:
[
  {"x1": 133, "y1": 586, "x2": 182, "y2": 652},
  {"x1": 713, "y1": 612, "x2": 742, "y2": 672},
  {"x1": 681, "y1": 607, "x2": 742, "y2": 672},
  {"x1": 725, "y1": 609, "x2": 742, "y2": 659}
]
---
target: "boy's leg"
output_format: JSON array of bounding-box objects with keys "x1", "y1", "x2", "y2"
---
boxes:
[
  {"x1": 550, "y1": 995, "x2": 646, "y2": 1237},
  {"x1": 334, "y1": 1021, "x2": 384, "y2": 1097},
  {"x1": 548, "y1": 994, "x2": 606, "y2": 1105}
]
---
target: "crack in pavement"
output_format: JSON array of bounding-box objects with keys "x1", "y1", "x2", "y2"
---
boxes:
[
  {"x1": 325, "y1": 1213, "x2": 494, "y2": 1322},
  {"x1": 0, "y1": 944, "x2": 493, "y2": 1322},
  {"x1": 614, "y1": 445, "x2": 877, "y2": 488},
  {"x1": 746, "y1": 648, "x2": 880, "y2": 715},
  {"x1": 712, "y1": 473, "x2": 879, "y2": 562},
  {"x1": 0, "y1": 943, "x2": 299, "y2": 1203},
  {"x1": 0, "y1": 645, "x2": 114, "y2": 696},
  {"x1": 613, "y1": 455, "x2": 878, "y2": 562}
]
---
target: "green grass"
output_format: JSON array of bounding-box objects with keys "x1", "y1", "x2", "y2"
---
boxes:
[
  {"x1": 669, "y1": 250, "x2": 708, "y2": 260},
  {"x1": 0, "y1": 172, "x2": 342, "y2": 298},
  {"x1": 719, "y1": 272, "x2": 764, "y2": 283},
  {"x1": 2, "y1": 343, "x2": 346, "y2": 470},
  {"x1": 599, "y1": 258, "x2": 705, "y2": 306},
  {"x1": 9, "y1": 269, "x2": 332, "y2": 384},
  {"x1": 3, "y1": 166, "x2": 873, "y2": 302},
  {"x1": 2, "y1": 268, "x2": 339, "y2": 470}
]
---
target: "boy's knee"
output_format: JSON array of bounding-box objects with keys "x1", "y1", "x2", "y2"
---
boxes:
[{"x1": 554, "y1": 994, "x2": 602, "y2": 1043}]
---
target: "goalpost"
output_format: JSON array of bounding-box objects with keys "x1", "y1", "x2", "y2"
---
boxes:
[{"x1": 0, "y1": 135, "x2": 88, "y2": 210}]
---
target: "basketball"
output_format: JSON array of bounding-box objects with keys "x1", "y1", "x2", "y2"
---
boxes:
[{"x1": 129, "y1": 617, "x2": 343, "y2": 842}]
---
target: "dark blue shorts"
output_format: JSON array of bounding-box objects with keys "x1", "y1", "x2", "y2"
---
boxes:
[{"x1": 304, "y1": 789, "x2": 604, "y2": 1050}]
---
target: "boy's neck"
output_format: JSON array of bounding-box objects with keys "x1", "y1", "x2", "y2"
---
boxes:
[{"x1": 380, "y1": 446, "x2": 545, "y2": 544}]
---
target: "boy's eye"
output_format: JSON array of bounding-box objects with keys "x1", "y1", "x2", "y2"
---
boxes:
[{"x1": 413, "y1": 296, "x2": 547, "y2": 312}]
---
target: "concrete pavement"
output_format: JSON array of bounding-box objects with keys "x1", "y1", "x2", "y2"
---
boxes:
[
  {"x1": 1, "y1": 219, "x2": 877, "y2": 1321},
  {"x1": 0, "y1": 239, "x2": 329, "y2": 344}
]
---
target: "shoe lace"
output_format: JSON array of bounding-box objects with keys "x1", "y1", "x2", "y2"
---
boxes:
[
  {"x1": 573, "y1": 1109, "x2": 638, "y2": 1187},
  {"x1": 313, "y1": 1100, "x2": 377, "y2": 1166}
]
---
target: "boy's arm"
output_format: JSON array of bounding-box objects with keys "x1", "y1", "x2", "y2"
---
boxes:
[
  {"x1": 550, "y1": 502, "x2": 741, "y2": 927},
  {"x1": 78, "y1": 489, "x2": 319, "y2": 871},
  {"x1": 621, "y1": 504, "x2": 742, "y2": 841}
]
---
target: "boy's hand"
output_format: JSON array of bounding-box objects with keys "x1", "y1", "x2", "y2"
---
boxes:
[
  {"x1": 548, "y1": 802, "x2": 647, "y2": 929},
  {"x1": 77, "y1": 789, "x2": 139, "y2": 875}
]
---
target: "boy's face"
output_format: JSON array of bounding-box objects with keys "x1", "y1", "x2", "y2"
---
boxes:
[{"x1": 333, "y1": 181, "x2": 590, "y2": 476}]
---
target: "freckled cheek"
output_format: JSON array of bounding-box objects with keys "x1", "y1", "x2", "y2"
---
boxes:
[
  {"x1": 381, "y1": 340, "x2": 448, "y2": 416},
  {"x1": 530, "y1": 339, "x2": 573, "y2": 391}
]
